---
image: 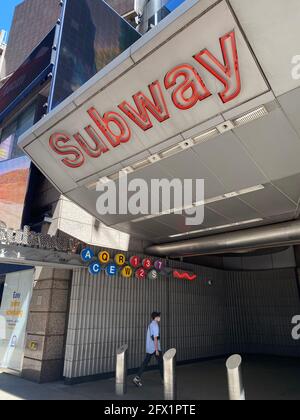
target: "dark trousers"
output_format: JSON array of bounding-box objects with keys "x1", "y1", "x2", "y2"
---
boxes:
[{"x1": 137, "y1": 352, "x2": 164, "y2": 379}]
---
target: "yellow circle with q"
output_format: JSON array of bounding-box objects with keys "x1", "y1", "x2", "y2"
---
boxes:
[
  {"x1": 115, "y1": 253, "x2": 126, "y2": 266},
  {"x1": 99, "y1": 251, "x2": 110, "y2": 264},
  {"x1": 121, "y1": 266, "x2": 133, "y2": 278}
]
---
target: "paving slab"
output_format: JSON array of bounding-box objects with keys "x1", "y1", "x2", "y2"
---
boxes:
[{"x1": 0, "y1": 356, "x2": 300, "y2": 400}]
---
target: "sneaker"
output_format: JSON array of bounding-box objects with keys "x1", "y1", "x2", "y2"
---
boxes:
[{"x1": 133, "y1": 376, "x2": 142, "y2": 388}]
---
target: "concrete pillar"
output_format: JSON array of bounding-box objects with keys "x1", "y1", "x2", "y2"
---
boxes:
[{"x1": 22, "y1": 267, "x2": 72, "y2": 383}]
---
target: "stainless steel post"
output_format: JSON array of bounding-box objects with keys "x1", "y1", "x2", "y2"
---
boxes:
[
  {"x1": 115, "y1": 344, "x2": 128, "y2": 396},
  {"x1": 226, "y1": 354, "x2": 245, "y2": 401},
  {"x1": 163, "y1": 348, "x2": 177, "y2": 400}
]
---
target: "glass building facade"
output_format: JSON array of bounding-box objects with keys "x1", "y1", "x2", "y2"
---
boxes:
[
  {"x1": 139, "y1": 0, "x2": 186, "y2": 33},
  {"x1": 49, "y1": 0, "x2": 140, "y2": 109}
]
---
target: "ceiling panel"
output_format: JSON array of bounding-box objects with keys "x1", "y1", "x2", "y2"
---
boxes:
[
  {"x1": 113, "y1": 221, "x2": 156, "y2": 239},
  {"x1": 115, "y1": 219, "x2": 183, "y2": 239},
  {"x1": 192, "y1": 132, "x2": 268, "y2": 190},
  {"x1": 266, "y1": 212, "x2": 296, "y2": 224},
  {"x1": 234, "y1": 109, "x2": 300, "y2": 181},
  {"x1": 147, "y1": 212, "x2": 201, "y2": 231},
  {"x1": 240, "y1": 184, "x2": 297, "y2": 217},
  {"x1": 278, "y1": 87, "x2": 300, "y2": 138},
  {"x1": 207, "y1": 197, "x2": 263, "y2": 222},
  {"x1": 157, "y1": 149, "x2": 227, "y2": 199},
  {"x1": 229, "y1": 0, "x2": 300, "y2": 96},
  {"x1": 272, "y1": 174, "x2": 300, "y2": 205},
  {"x1": 201, "y1": 207, "x2": 231, "y2": 228}
]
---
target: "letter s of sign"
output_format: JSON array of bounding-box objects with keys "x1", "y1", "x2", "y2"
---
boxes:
[
  {"x1": 291, "y1": 315, "x2": 300, "y2": 340},
  {"x1": 194, "y1": 30, "x2": 241, "y2": 104},
  {"x1": 49, "y1": 133, "x2": 85, "y2": 168}
]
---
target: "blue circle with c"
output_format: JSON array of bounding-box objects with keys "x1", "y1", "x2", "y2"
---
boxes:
[{"x1": 89, "y1": 262, "x2": 101, "y2": 275}]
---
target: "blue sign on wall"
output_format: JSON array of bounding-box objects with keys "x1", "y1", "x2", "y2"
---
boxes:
[
  {"x1": 106, "y1": 264, "x2": 118, "y2": 277},
  {"x1": 89, "y1": 262, "x2": 101, "y2": 275},
  {"x1": 81, "y1": 248, "x2": 95, "y2": 262}
]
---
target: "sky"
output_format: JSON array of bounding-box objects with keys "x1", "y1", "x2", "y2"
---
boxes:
[
  {"x1": 0, "y1": 0, "x2": 185, "y2": 34},
  {"x1": 0, "y1": 0, "x2": 22, "y2": 34}
]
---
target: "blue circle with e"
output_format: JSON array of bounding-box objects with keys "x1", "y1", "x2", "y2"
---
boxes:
[
  {"x1": 81, "y1": 248, "x2": 94, "y2": 262},
  {"x1": 89, "y1": 262, "x2": 101, "y2": 275},
  {"x1": 106, "y1": 263, "x2": 118, "y2": 277}
]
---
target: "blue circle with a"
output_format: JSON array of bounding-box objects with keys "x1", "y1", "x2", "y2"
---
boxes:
[
  {"x1": 81, "y1": 248, "x2": 94, "y2": 262},
  {"x1": 89, "y1": 262, "x2": 101, "y2": 275},
  {"x1": 106, "y1": 263, "x2": 118, "y2": 277}
]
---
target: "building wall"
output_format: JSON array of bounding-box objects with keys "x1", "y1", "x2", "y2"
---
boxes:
[
  {"x1": 186, "y1": 247, "x2": 297, "y2": 271},
  {"x1": 4, "y1": 0, "x2": 61, "y2": 76},
  {"x1": 22, "y1": 267, "x2": 72, "y2": 383},
  {"x1": 0, "y1": 36, "x2": 6, "y2": 79},
  {"x1": 64, "y1": 257, "x2": 300, "y2": 381},
  {"x1": 225, "y1": 269, "x2": 300, "y2": 356},
  {"x1": 137, "y1": 0, "x2": 186, "y2": 33},
  {"x1": 4, "y1": 0, "x2": 135, "y2": 77},
  {"x1": 106, "y1": 0, "x2": 134, "y2": 16}
]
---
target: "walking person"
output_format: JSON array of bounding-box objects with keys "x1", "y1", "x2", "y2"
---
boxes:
[{"x1": 133, "y1": 312, "x2": 163, "y2": 387}]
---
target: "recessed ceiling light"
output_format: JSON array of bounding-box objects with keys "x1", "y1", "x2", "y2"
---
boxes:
[
  {"x1": 237, "y1": 185, "x2": 264, "y2": 195},
  {"x1": 160, "y1": 144, "x2": 183, "y2": 158},
  {"x1": 193, "y1": 128, "x2": 219, "y2": 144},
  {"x1": 85, "y1": 102, "x2": 269, "y2": 191},
  {"x1": 233, "y1": 106, "x2": 268, "y2": 127},
  {"x1": 132, "y1": 159, "x2": 150, "y2": 170},
  {"x1": 168, "y1": 218, "x2": 264, "y2": 238},
  {"x1": 130, "y1": 185, "x2": 265, "y2": 223},
  {"x1": 224, "y1": 192, "x2": 239, "y2": 199}
]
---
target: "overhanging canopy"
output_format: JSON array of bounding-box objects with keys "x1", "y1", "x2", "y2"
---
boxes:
[{"x1": 19, "y1": 0, "x2": 300, "y2": 245}]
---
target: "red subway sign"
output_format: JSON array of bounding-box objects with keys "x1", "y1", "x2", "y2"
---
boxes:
[{"x1": 49, "y1": 31, "x2": 241, "y2": 169}]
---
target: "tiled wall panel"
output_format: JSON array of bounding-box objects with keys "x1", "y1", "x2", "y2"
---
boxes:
[{"x1": 64, "y1": 256, "x2": 300, "y2": 379}]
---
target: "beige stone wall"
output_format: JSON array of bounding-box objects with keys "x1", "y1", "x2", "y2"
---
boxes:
[
  {"x1": 22, "y1": 267, "x2": 72, "y2": 383},
  {"x1": 53, "y1": 196, "x2": 131, "y2": 251}
]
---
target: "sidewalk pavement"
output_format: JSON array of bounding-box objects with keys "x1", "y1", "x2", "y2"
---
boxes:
[{"x1": 1, "y1": 356, "x2": 300, "y2": 400}]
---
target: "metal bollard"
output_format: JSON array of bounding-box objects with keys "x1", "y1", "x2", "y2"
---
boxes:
[
  {"x1": 163, "y1": 348, "x2": 177, "y2": 400},
  {"x1": 116, "y1": 344, "x2": 128, "y2": 396},
  {"x1": 226, "y1": 354, "x2": 245, "y2": 401}
]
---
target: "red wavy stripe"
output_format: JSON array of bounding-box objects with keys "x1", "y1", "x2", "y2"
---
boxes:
[{"x1": 173, "y1": 271, "x2": 197, "y2": 281}]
